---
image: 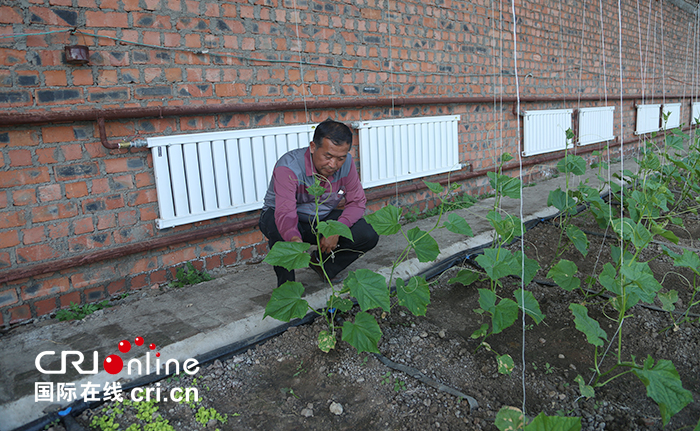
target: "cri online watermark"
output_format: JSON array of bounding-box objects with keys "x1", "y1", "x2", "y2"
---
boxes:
[{"x1": 34, "y1": 336, "x2": 199, "y2": 404}]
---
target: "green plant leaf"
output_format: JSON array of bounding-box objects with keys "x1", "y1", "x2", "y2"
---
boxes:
[
  {"x1": 631, "y1": 221, "x2": 653, "y2": 248},
  {"x1": 264, "y1": 241, "x2": 311, "y2": 271},
  {"x1": 497, "y1": 354, "x2": 515, "y2": 375},
  {"x1": 611, "y1": 217, "x2": 634, "y2": 242},
  {"x1": 547, "y1": 259, "x2": 580, "y2": 292},
  {"x1": 566, "y1": 225, "x2": 589, "y2": 256},
  {"x1": 514, "y1": 289, "x2": 545, "y2": 324},
  {"x1": 317, "y1": 330, "x2": 336, "y2": 353},
  {"x1": 514, "y1": 250, "x2": 539, "y2": 285},
  {"x1": 650, "y1": 221, "x2": 680, "y2": 244},
  {"x1": 673, "y1": 250, "x2": 700, "y2": 276},
  {"x1": 495, "y1": 406, "x2": 524, "y2": 431},
  {"x1": 306, "y1": 179, "x2": 325, "y2": 197},
  {"x1": 317, "y1": 220, "x2": 353, "y2": 241},
  {"x1": 658, "y1": 290, "x2": 678, "y2": 312},
  {"x1": 574, "y1": 375, "x2": 595, "y2": 399},
  {"x1": 478, "y1": 288, "x2": 497, "y2": 312},
  {"x1": 666, "y1": 132, "x2": 685, "y2": 150},
  {"x1": 487, "y1": 211, "x2": 524, "y2": 243},
  {"x1": 557, "y1": 154, "x2": 586, "y2": 175},
  {"x1": 424, "y1": 180, "x2": 444, "y2": 195},
  {"x1": 264, "y1": 281, "x2": 309, "y2": 322},
  {"x1": 598, "y1": 262, "x2": 621, "y2": 295},
  {"x1": 341, "y1": 311, "x2": 382, "y2": 354},
  {"x1": 488, "y1": 171, "x2": 521, "y2": 199},
  {"x1": 492, "y1": 298, "x2": 518, "y2": 334},
  {"x1": 565, "y1": 127, "x2": 575, "y2": 141},
  {"x1": 661, "y1": 244, "x2": 683, "y2": 260},
  {"x1": 327, "y1": 295, "x2": 354, "y2": 313},
  {"x1": 569, "y1": 303, "x2": 607, "y2": 347},
  {"x1": 693, "y1": 417, "x2": 700, "y2": 431},
  {"x1": 547, "y1": 188, "x2": 577, "y2": 215},
  {"x1": 396, "y1": 276, "x2": 431, "y2": 316},
  {"x1": 449, "y1": 269, "x2": 480, "y2": 286},
  {"x1": 443, "y1": 213, "x2": 474, "y2": 236},
  {"x1": 345, "y1": 269, "x2": 390, "y2": 312},
  {"x1": 476, "y1": 248, "x2": 518, "y2": 282},
  {"x1": 633, "y1": 355, "x2": 694, "y2": 426},
  {"x1": 471, "y1": 323, "x2": 489, "y2": 339},
  {"x1": 620, "y1": 260, "x2": 663, "y2": 304},
  {"x1": 525, "y1": 412, "x2": 582, "y2": 431},
  {"x1": 365, "y1": 205, "x2": 402, "y2": 235},
  {"x1": 406, "y1": 227, "x2": 440, "y2": 262}
]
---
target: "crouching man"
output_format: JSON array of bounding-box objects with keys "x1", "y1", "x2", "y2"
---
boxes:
[{"x1": 259, "y1": 119, "x2": 379, "y2": 287}]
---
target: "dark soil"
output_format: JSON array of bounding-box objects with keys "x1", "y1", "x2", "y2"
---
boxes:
[{"x1": 73, "y1": 209, "x2": 700, "y2": 431}]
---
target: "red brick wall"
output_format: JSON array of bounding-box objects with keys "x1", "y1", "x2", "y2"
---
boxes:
[{"x1": 0, "y1": 0, "x2": 697, "y2": 326}]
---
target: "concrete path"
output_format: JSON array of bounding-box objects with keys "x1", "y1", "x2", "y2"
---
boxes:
[{"x1": 0, "y1": 158, "x2": 628, "y2": 431}]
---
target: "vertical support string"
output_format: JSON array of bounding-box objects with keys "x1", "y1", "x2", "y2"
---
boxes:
[
  {"x1": 292, "y1": 0, "x2": 310, "y2": 124},
  {"x1": 508, "y1": 0, "x2": 526, "y2": 414},
  {"x1": 616, "y1": 0, "x2": 625, "y2": 297}
]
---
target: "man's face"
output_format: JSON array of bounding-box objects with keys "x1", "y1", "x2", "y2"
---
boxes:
[{"x1": 309, "y1": 137, "x2": 350, "y2": 178}]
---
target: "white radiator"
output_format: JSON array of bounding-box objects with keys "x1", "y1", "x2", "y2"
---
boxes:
[
  {"x1": 635, "y1": 104, "x2": 661, "y2": 134},
  {"x1": 692, "y1": 102, "x2": 700, "y2": 124},
  {"x1": 148, "y1": 124, "x2": 315, "y2": 229},
  {"x1": 522, "y1": 109, "x2": 573, "y2": 156},
  {"x1": 661, "y1": 103, "x2": 681, "y2": 129},
  {"x1": 577, "y1": 106, "x2": 615, "y2": 146},
  {"x1": 353, "y1": 115, "x2": 461, "y2": 189}
]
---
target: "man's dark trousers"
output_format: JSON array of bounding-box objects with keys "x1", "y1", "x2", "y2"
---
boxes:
[{"x1": 259, "y1": 209, "x2": 379, "y2": 287}]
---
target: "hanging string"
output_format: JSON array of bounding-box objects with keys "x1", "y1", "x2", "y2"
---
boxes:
[
  {"x1": 682, "y1": 22, "x2": 691, "y2": 108},
  {"x1": 616, "y1": 0, "x2": 625, "y2": 299},
  {"x1": 660, "y1": 3, "x2": 665, "y2": 105},
  {"x1": 573, "y1": 0, "x2": 587, "y2": 192},
  {"x1": 693, "y1": 5, "x2": 700, "y2": 134},
  {"x1": 386, "y1": 0, "x2": 399, "y2": 211},
  {"x1": 292, "y1": 0, "x2": 309, "y2": 124},
  {"x1": 651, "y1": 12, "x2": 658, "y2": 102},
  {"x1": 507, "y1": 0, "x2": 527, "y2": 415}
]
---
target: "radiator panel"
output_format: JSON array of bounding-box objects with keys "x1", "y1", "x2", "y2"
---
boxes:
[
  {"x1": 355, "y1": 115, "x2": 461, "y2": 189},
  {"x1": 578, "y1": 106, "x2": 615, "y2": 146},
  {"x1": 635, "y1": 104, "x2": 661, "y2": 134},
  {"x1": 522, "y1": 109, "x2": 573, "y2": 156},
  {"x1": 662, "y1": 103, "x2": 681, "y2": 129},
  {"x1": 692, "y1": 102, "x2": 700, "y2": 124},
  {"x1": 148, "y1": 125, "x2": 315, "y2": 229}
]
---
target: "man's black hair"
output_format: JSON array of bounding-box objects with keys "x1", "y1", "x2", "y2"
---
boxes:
[{"x1": 312, "y1": 119, "x2": 353, "y2": 149}]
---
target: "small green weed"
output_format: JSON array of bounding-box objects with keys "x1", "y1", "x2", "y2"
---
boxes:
[
  {"x1": 170, "y1": 262, "x2": 213, "y2": 288},
  {"x1": 380, "y1": 371, "x2": 392, "y2": 385},
  {"x1": 281, "y1": 387, "x2": 300, "y2": 399},
  {"x1": 394, "y1": 380, "x2": 407, "y2": 392},
  {"x1": 43, "y1": 419, "x2": 60, "y2": 430},
  {"x1": 90, "y1": 414, "x2": 119, "y2": 431},
  {"x1": 195, "y1": 407, "x2": 228, "y2": 427},
  {"x1": 544, "y1": 363, "x2": 554, "y2": 374},
  {"x1": 293, "y1": 360, "x2": 307, "y2": 377},
  {"x1": 56, "y1": 300, "x2": 110, "y2": 321}
]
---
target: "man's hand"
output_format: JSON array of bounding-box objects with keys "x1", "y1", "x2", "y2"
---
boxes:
[
  {"x1": 290, "y1": 236, "x2": 303, "y2": 243},
  {"x1": 319, "y1": 235, "x2": 339, "y2": 254}
]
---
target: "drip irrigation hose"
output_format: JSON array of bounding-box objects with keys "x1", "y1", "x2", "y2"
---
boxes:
[{"x1": 372, "y1": 352, "x2": 479, "y2": 410}]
